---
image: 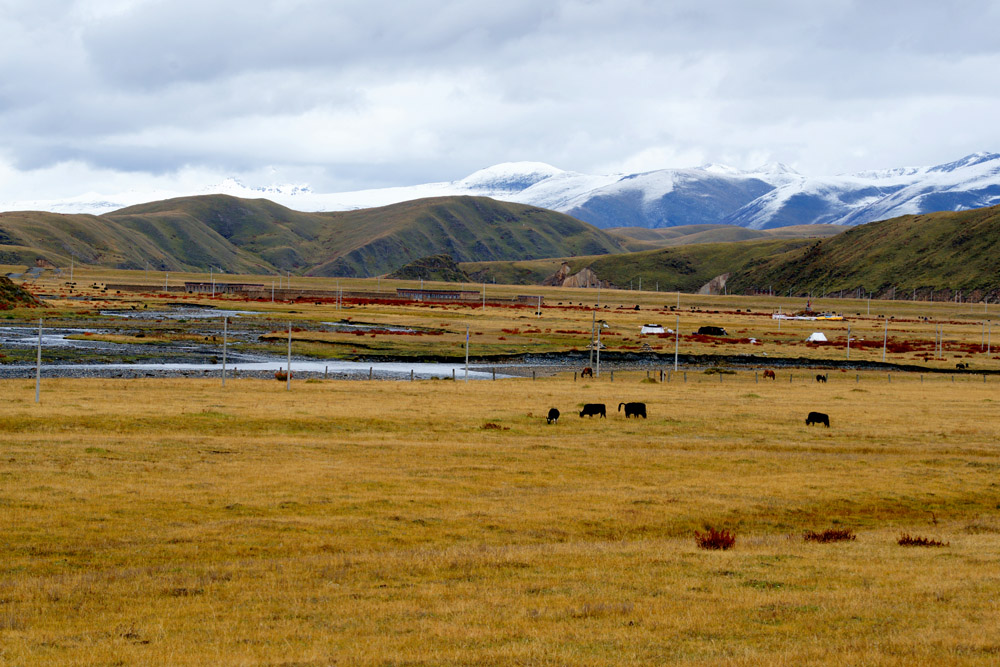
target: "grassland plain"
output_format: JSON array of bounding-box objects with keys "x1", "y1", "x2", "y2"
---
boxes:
[{"x1": 3, "y1": 373, "x2": 1000, "y2": 665}]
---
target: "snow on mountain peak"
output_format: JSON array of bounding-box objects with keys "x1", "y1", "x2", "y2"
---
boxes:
[
  {"x1": 202, "y1": 177, "x2": 313, "y2": 197},
  {"x1": 457, "y1": 161, "x2": 564, "y2": 192},
  {"x1": 698, "y1": 163, "x2": 742, "y2": 176},
  {"x1": 929, "y1": 152, "x2": 1000, "y2": 173},
  {"x1": 750, "y1": 162, "x2": 799, "y2": 176}
]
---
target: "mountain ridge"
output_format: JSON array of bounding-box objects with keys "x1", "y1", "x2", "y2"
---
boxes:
[
  {"x1": 0, "y1": 194, "x2": 626, "y2": 277},
  {"x1": 7, "y1": 153, "x2": 1000, "y2": 230}
]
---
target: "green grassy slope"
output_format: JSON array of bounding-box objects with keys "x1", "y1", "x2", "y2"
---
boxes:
[
  {"x1": 0, "y1": 276, "x2": 43, "y2": 309},
  {"x1": 608, "y1": 223, "x2": 844, "y2": 251},
  {"x1": 109, "y1": 196, "x2": 326, "y2": 272},
  {"x1": 726, "y1": 205, "x2": 1000, "y2": 297},
  {"x1": 0, "y1": 195, "x2": 625, "y2": 278},
  {"x1": 463, "y1": 238, "x2": 815, "y2": 290},
  {"x1": 307, "y1": 197, "x2": 625, "y2": 277}
]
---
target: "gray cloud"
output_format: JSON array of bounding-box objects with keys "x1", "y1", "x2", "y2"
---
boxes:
[{"x1": 2, "y1": 0, "x2": 1000, "y2": 202}]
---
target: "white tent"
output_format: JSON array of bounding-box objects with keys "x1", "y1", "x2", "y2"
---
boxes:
[
  {"x1": 640, "y1": 324, "x2": 666, "y2": 335},
  {"x1": 806, "y1": 332, "x2": 828, "y2": 342}
]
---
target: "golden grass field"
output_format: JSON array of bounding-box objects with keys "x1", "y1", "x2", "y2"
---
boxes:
[
  {"x1": 3, "y1": 266, "x2": 1000, "y2": 664},
  {"x1": 3, "y1": 372, "x2": 1000, "y2": 665}
]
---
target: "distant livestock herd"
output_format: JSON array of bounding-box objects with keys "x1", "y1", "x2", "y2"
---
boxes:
[
  {"x1": 545, "y1": 401, "x2": 647, "y2": 423},
  {"x1": 544, "y1": 367, "x2": 832, "y2": 428}
]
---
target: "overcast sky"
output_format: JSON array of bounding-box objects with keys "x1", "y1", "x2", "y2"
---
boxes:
[{"x1": 2, "y1": 0, "x2": 1000, "y2": 203}]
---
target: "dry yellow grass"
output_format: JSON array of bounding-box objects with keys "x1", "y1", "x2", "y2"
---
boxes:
[{"x1": 3, "y1": 373, "x2": 1000, "y2": 664}]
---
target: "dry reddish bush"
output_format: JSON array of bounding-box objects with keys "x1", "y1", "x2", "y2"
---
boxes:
[
  {"x1": 695, "y1": 527, "x2": 736, "y2": 551},
  {"x1": 898, "y1": 533, "x2": 949, "y2": 547},
  {"x1": 804, "y1": 528, "x2": 856, "y2": 543},
  {"x1": 480, "y1": 422, "x2": 509, "y2": 431}
]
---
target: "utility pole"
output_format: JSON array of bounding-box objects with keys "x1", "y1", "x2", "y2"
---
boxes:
[
  {"x1": 286, "y1": 323, "x2": 292, "y2": 391},
  {"x1": 589, "y1": 311, "x2": 596, "y2": 368},
  {"x1": 35, "y1": 319, "x2": 42, "y2": 403},
  {"x1": 221, "y1": 316, "x2": 228, "y2": 387},
  {"x1": 674, "y1": 315, "x2": 680, "y2": 371},
  {"x1": 596, "y1": 322, "x2": 602, "y2": 377},
  {"x1": 882, "y1": 318, "x2": 888, "y2": 362},
  {"x1": 465, "y1": 325, "x2": 470, "y2": 382}
]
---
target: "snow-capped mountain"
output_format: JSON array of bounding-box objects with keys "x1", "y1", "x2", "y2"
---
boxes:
[
  {"x1": 721, "y1": 152, "x2": 1000, "y2": 229},
  {"x1": 5, "y1": 153, "x2": 1000, "y2": 229}
]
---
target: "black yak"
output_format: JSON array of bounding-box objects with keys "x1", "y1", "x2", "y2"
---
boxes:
[
  {"x1": 805, "y1": 411, "x2": 830, "y2": 427},
  {"x1": 618, "y1": 402, "x2": 647, "y2": 418}
]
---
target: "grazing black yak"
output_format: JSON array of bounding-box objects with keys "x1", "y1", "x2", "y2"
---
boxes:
[
  {"x1": 816, "y1": 374, "x2": 828, "y2": 383},
  {"x1": 579, "y1": 403, "x2": 606, "y2": 418},
  {"x1": 546, "y1": 408, "x2": 560, "y2": 424},
  {"x1": 806, "y1": 411, "x2": 830, "y2": 427},
  {"x1": 618, "y1": 402, "x2": 647, "y2": 418}
]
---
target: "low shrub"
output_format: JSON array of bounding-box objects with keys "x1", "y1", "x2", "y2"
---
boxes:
[
  {"x1": 695, "y1": 527, "x2": 736, "y2": 550},
  {"x1": 898, "y1": 533, "x2": 948, "y2": 547},
  {"x1": 480, "y1": 422, "x2": 509, "y2": 431},
  {"x1": 804, "y1": 528, "x2": 856, "y2": 543}
]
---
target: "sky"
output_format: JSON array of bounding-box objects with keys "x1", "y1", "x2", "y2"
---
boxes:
[{"x1": 2, "y1": 0, "x2": 1000, "y2": 206}]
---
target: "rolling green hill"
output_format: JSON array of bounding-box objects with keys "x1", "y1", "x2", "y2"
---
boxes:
[
  {"x1": 388, "y1": 254, "x2": 472, "y2": 283},
  {"x1": 726, "y1": 205, "x2": 1000, "y2": 299},
  {"x1": 463, "y1": 238, "x2": 816, "y2": 291},
  {"x1": 607, "y1": 223, "x2": 844, "y2": 251},
  {"x1": 307, "y1": 197, "x2": 625, "y2": 277},
  {"x1": 5, "y1": 194, "x2": 999, "y2": 296},
  {"x1": 465, "y1": 207, "x2": 1000, "y2": 295},
  {"x1": 0, "y1": 195, "x2": 626, "y2": 278}
]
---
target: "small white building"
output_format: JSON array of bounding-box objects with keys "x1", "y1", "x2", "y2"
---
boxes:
[{"x1": 640, "y1": 323, "x2": 666, "y2": 335}]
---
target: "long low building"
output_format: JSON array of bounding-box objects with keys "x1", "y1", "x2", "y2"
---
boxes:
[
  {"x1": 103, "y1": 282, "x2": 543, "y2": 306},
  {"x1": 184, "y1": 282, "x2": 265, "y2": 294}
]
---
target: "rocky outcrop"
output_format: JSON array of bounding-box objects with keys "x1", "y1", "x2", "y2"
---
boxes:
[
  {"x1": 543, "y1": 263, "x2": 604, "y2": 288},
  {"x1": 698, "y1": 273, "x2": 730, "y2": 295}
]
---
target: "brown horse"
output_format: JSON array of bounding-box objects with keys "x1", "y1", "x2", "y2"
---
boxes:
[
  {"x1": 581, "y1": 367, "x2": 594, "y2": 378},
  {"x1": 763, "y1": 369, "x2": 776, "y2": 380}
]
